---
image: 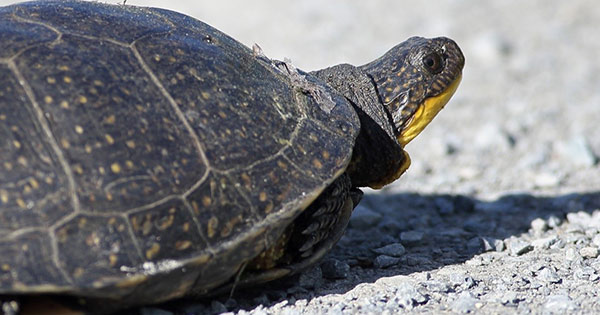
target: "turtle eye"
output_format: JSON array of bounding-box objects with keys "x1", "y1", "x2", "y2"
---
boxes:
[{"x1": 422, "y1": 52, "x2": 444, "y2": 74}]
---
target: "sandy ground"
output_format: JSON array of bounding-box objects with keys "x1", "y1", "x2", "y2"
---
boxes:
[{"x1": 1, "y1": 0, "x2": 599, "y2": 314}]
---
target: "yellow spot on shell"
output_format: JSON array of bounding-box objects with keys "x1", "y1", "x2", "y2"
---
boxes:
[
  {"x1": 63, "y1": 76, "x2": 72, "y2": 83},
  {"x1": 110, "y1": 163, "x2": 121, "y2": 174},
  {"x1": 207, "y1": 216, "x2": 218, "y2": 238},
  {"x1": 73, "y1": 267, "x2": 85, "y2": 278},
  {"x1": 47, "y1": 77, "x2": 56, "y2": 84},
  {"x1": 201, "y1": 91, "x2": 210, "y2": 99},
  {"x1": 60, "y1": 138, "x2": 70, "y2": 149},
  {"x1": 0, "y1": 190, "x2": 8, "y2": 204},
  {"x1": 75, "y1": 125, "x2": 84, "y2": 134},
  {"x1": 312, "y1": 158, "x2": 323, "y2": 169},
  {"x1": 145, "y1": 243, "x2": 160, "y2": 260},
  {"x1": 109, "y1": 254, "x2": 118, "y2": 267},
  {"x1": 126, "y1": 140, "x2": 135, "y2": 149},
  {"x1": 175, "y1": 240, "x2": 192, "y2": 251},
  {"x1": 105, "y1": 134, "x2": 115, "y2": 145},
  {"x1": 259, "y1": 191, "x2": 267, "y2": 202},
  {"x1": 16, "y1": 198, "x2": 26, "y2": 209},
  {"x1": 1, "y1": 264, "x2": 10, "y2": 271},
  {"x1": 60, "y1": 100, "x2": 69, "y2": 109},
  {"x1": 202, "y1": 196, "x2": 212, "y2": 207},
  {"x1": 78, "y1": 96, "x2": 88, "y2": 104},
  {"x1": 12, "y1": 140, "x2": 21, "y2": 149},
  {"x1": 104, "y1": 115, "x2": 116, "y2": 124},
  {"x1": 29, "y1": 178, "x2": 39, "y2": 189},
  {"x1": 44, "y1": 95, "x2": 53, "y2": 104}
]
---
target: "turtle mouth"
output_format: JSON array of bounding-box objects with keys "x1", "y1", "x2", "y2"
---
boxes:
[{"x1": 398, "y1": 73, "x2": 462, "y2": 146}]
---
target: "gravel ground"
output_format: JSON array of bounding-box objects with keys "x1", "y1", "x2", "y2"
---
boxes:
[{"x1": 2, "y1": 0, "x2": 599, "y2": 314}]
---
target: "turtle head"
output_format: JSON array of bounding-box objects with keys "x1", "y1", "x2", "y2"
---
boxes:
[
  {"x1": 352, "y1": 36, "x2": 464, "y2": 189},
  {"x1": 361, "y1": 36, "x2": 464, "y2": 146}
]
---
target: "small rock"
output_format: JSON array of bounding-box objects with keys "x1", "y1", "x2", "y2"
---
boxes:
[
  {"x1": 321, "y1": 259, "x2": 350, "y2": 279},
  {"x1": 349, "y1": 205, "x2": 382, "y2": 229},
  {"x1": 567, "y1": 211, "x2": 593, "y2": 227},
  {"x1": 546, "y1": 215, "x2": 562, "y2": 229},
  {"x1": 394, "y1": 281, "x2": 428, "y2": 307},
  {"x1": 531, "y1": 236, "x2": 558, "y2": 249},
  {"x1": 372, "y1": 243, "x2": 406, "y2": 257},
  {"x1": 530, "y1": 218, "x2": 548, "y2": 234},
  {"x1": 506, "y1": 237, "x2": 533, "y2": 256},
  {"x1": 400, "y1": 231, "x2": 425, "y2": 246},
  {"x1": 574, "y1": 266, "x2": 597, "y2": 280},
  {"x1": 592, "y1": 234, "x2": 600, "y2": 247},
  {"x1": 537, "y1": 267, "x2": 561, "y2": 284},
  {"x1": 501, "y1": 291, "x2": 520, "y2": 306},
  {"x1": 481, "y1": 237, "x2": 505, "y2": 252},
  {"x1": 543, "y1": 294, "x2": 578, "y2": 314},
  {"x1": 451, "y1": 291, "x2": 480, "y2": 313},
  {"x1": 565, "y1": 247, "x2": 580, "y2": 261},
  {"x1": 534, "y1": 172, "x2": 561, "y2": 188},
  {"x1": 422, "y1": 280, "x2": 451, "y2": 293},
  {"x1": 449, "y1": 273, "x2": 476, "y2": 289},
  {"x1": 374, "y1": 255, "x2": 401, "y2": 268},
  {"x1": 580, "y1": 247, "x2": 599, "y2": 258},
  {"x1": 555, "y1": 135, "x2": 598, "y2": 167}
]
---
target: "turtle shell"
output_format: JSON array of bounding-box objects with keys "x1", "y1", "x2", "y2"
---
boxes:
[{"x1": 0, "y1": 0, "x2": 359, "y2": 304}]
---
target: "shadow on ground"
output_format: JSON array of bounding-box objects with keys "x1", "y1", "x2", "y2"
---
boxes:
[{"x1": 161, "y1": 191, "x2": 600, "y2": 314}]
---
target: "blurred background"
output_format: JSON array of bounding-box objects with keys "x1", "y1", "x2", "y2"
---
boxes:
[{"x1": 2, "y1": 0, "x2": 599, "y2": 196}]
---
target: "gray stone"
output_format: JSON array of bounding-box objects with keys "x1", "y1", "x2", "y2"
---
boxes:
[
  {"x1": 321, "y1": 259, "x2": 350, "y2": 279},
  {"x1": 372, "y1": 243, "x2": 406, "y2": 257},
  {"x1": 531, "y1": 236, "x2": 558, "y2": 249},
  {"x1": 393, "y1": 281, "x2": 427, "y2": 308},
  {"x1": 580, "y1": 247, "x2": 599, "y2": 259},
  {"x1": 592, "y1": 234, "x2": 600, "y2": 247},
  {"x1": 374, "y1": 255, "x2": 401, "y2": 268},
  {"x1": 349, "y1": 205, "x2": 382, "y2": 229},
  {"x1": 555, "y1": 135, "x2": 598, "y2": 167},
  {"x1": 565, "y1": 247, "x2": 581, "y2": 261},
  {"x1": 530, "y1": 217, "x2": 548, "y2": 234},
  {"x1": 506, "y1": 237, "x2": 533, "y2": 256},
  {"x1": 400, "y1": 231, "x2": 425, "y2": 246},
  {"x1": 451, "y1": 291, "x2": 480, "y2": 313},
  {"x1": 537, "y1": 267, "x2": 561, "y2": 284},
  {"x1": 449, "y1": 273, "x2": 476, "y2": 289},
  {"x1": 543, "y1": 294, "x2": 578, "y2": 314},
  {"x1": 422, "y1": 280, "x2": 451, "y2": 293},
  {"x1": 546, "y1": 215, "x2": 562, "y2": 229}
]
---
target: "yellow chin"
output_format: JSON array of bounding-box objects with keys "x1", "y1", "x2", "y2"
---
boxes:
[{"x1": 398, "y1": 73, "x2": 462, "y2": 146}]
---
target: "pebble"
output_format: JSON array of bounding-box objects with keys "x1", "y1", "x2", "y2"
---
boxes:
[
  {"x1": 546, "y1": 215, "x2": 562, "y2": 229},
  {"x1": 451, "y1": 291, "x2": 481, "y2": 313},
  {"x1": 400, "y1": 231, "x2": 425, "y2": 246},
  {"x1": 555, "y1": 136, "x2": 598, "y2": 167},
  {"x1": 534, "y1": 172, "x2": 561, "y2": 188},
  {"x1": 531, "y1": 236, "x2": 558, "y2": 249},
  {"x1": 506, "y1": 237, "x2": 533, "y2": 256},
  {"x1": 565, "y1": 247, "x2": 580, "y2": 261},
  {"x1": 349, "y1": 205, "x2": 382, "y2": 229},
  {"x1": 592, "y1": 234, "x2": 600, "y2": 247},
  {"x1": 530, "y1": 217, "x2": 548, "y2": 234},
  {"x1": 543, "y1": 294, "x2": 578, "y2": 314},
  {"x1": 374, "y1": 255, "x2": 401, "y2": 268},
  {"x1": 372, "y1": 243, "x2": 406, "y2": 257},
  {"x1": 321, "y1": 259, "x2": 350, "y2": 279},
  {"x1": 579, "y1": 247, "x2": 599, "y2": 259},
  {"x1": 537, "y1": 267, "x2": 561, "y2": 284},
  {"x1": 449, "y1": 273, "x2": 476, "y2": 289},
  {"x1": 393, "y1": 281, "x2": 427, "y2": 308}
]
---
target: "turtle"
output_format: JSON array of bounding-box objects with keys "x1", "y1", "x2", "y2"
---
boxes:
[{"x1": 0, "y1": 0, "x2": 464, "y2": 312}]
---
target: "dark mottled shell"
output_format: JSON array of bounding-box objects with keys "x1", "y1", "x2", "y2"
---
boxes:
[{"x1": 0, "y1": 0, "x2": 359, "y2": 303}]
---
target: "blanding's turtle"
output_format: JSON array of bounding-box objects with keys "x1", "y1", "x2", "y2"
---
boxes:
[{"x1": 0, "y1": 0, "x2": 464, "y2": 311}]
